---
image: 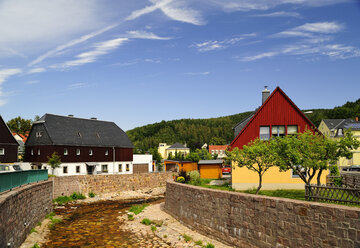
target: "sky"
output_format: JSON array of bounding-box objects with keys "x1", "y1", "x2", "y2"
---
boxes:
[{"x1": 0, "y1": 0, "x2": 360, "y2": 131}]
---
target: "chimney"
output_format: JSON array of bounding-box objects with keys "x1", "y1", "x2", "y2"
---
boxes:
[
  {"x1": 262, "y1": 86, "x2": 270, "y2": 105},
  {"x1": 90, "y1": 117, "x2": 97, "y2": 120},
  {"x1": 356, "y1": 117, "x2": 359, "y2": 122},
  {"x1": 68, "y1": 114, "x2": 74, "y2": 117}
]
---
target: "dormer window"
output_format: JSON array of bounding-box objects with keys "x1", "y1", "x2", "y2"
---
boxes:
[
  {"x1": 64, "y1": 148, "x2": 68, "y2": 155},
  {"x1": 78, "y1": 132, "x2": 82, "y2": 137},
  {"x1": 96, "y1": 133, "x2": 100, "y2": 138},
  {"x1": 89, "y1": 149, "x2": 93, "y2": 156},
  {"x1": 338, "y1": 128, "x2": 343, "y2": 136},
  {"x1": 36, "y1": 131, "x2": 42, "y2": 137},
  {"x1": 76, "y1": 149, "x2": 80, "y2": 155},
  {"x1": 105, "y1": 150, "x2": 109, "y2": 156}
]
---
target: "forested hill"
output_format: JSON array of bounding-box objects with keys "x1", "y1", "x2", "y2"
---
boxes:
[{"x1": 127, "y1": 98, "x2": 360, "y2": 153}]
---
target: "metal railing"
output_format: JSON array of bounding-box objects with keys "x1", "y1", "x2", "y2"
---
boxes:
[
  {"x1": 305, "y1": 184, "x2": 360, "y2": 205},
  {"x1": 0, "y1": 170, "x2": 48, "y2": 193}
]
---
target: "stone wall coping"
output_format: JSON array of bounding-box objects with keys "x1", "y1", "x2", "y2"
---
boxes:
[
  {"x1": 167, "y1": 180, "x2": 360, "y2": 211},
  {"x1": 0, "y1": 180, "x2": 52, "y2": 207}
]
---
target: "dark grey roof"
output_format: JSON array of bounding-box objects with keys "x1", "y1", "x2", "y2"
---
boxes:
[
  {"x1": 233, "y1": 113, "x2": 255, "y2": 137},
  {"x1": 198, "y1": 159, "x2": 223, "y2": 165},
  {"x1": 27, "y1": 114, "x2": 133, "y2": 148},
  {"x1": 344, "y1": 122, "x2": 360, "y2": 131},
  {"x1": 167, "y1": 142, "x2": 188, "y2": 149},
  {"x1": 323, "y1": 119, "x2": 348, "y2": 130}
]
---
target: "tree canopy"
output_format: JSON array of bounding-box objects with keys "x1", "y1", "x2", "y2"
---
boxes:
[{"x1": 7, "y1": 116, "x2": 32, "y2": 135}]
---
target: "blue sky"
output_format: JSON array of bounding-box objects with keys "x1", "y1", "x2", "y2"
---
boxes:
[{"x1": 0, "y1": 0, "x2": 360, "y2": 130}]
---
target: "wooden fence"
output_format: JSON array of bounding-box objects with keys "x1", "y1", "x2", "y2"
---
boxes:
[{"x1": 305, "y1": 184, "x2": 360, "y2": 205}]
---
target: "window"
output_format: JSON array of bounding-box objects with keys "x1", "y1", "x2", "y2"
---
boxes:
[
  {"x1": 272, "y1": 125, "x2": 285, "y2": 137},
  {"x1": 64, "y1": 148, "x2": 68, "y2": 155},
  {"x1": 260, "y1": 126, "x2": 270, "y2": 140},
  {"x1": 37, "y1": 149, "x2": 40, "y2": 155},
  {"x1": 76, "y1": 149, "x2": 80, "y2": 155},
  {"x1": 0, "y1": 148, "x2": 4, "y2": 155},
  {"x1": 36, "y1": 131, "x2": 42, "y2": 137},
  {"x1": 287, "y1": 125, "x2": 298, "y2": 135},
  {"x1": 31, "y1": 149, "x2": 34, "y2": 155},
  {"x1": 119, "y1": 164, "x2": 123, "y2": 172},
  {"x1": 338, "y1": 128, "x2": 343, "y2": 136},
  {"x1": 63, "y1": 166, "x2": 68, "y2": 174},
  {"x1": 105, "y1": 150, "x2": 109, "y2": 156},
  {"x1": 89, "y1": 149, "x2": 93, "y2": 156},
  {"x1": 126, "y1": 164, "x2": 130, "y2": 172},
  {"x1": 76, "y1": 166, "x2": 80, "y2": 173},
  {"x1": 331, "y1": 131, "x2": 335, "y2": 137},
  {"x1": 102, "y1": 164, "x2": 108, "y2": 173},
  {"x1": 211, "y1": 150, "x2": 214, "y2": 155}
]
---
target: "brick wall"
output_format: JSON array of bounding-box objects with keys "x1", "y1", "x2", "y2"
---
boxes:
[
  {"x1": 51, "y1": 172, "x2": 173, "y2": 198},
  {"x1": 0, "y1": 181, "x2": 53, "y2": 248},
  {"x1": 341, "y1": 172, "x2": 360, "y2": 188},
  {"x1": 165, "y1": 181, "x2": 360, "y2": 248}
]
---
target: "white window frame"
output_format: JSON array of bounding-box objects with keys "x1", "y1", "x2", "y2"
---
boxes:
[
  {"x1": 0, "y1": 148, "x2": 4, "y2": 155},
  {"x1": 76, "y1": 149, "x2": 80, "y2": 156},
  {"x1": 36, "y1": 131, "x2": 42, "y2": 137},
  {"x1": 119, "y1": 164, "x2": 123, "y2": 172},
  {"x1": 105, "y1": 150, "x2": 109, "y2": 156},
  {"x1": 89, "y1": 149, "x2": 93, "y2": 156},
  {"x1": 76, "y1": 165, "x2": 81, "y2": 173},
  {"x1": 102, "y1": 164, "x2": 108, "y2": 173},
  {"x1": 31, "y1": 149, "x2": 34, "y2": 155},
  {"x1": 126, "y1": 164, "x2": 130, "y2": 172},
  {"x1": 64, "y1": 148, "x2": 68, "y2": 156},
  {"x1": 260, "y1": 126, "x2": 270, "y2": 140},
  {"x1": 37, "y1": 149, "x2": 40, "y2": 155},
  {"x1": 287, "y1": 125, "x2": 298, "y2": 135},
  {"x1": 63, "y1": 166, "x2": 68, "y2": 174}
]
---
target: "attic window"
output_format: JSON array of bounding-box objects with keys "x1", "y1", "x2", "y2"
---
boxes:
[
  {"x1": 31, "y1": 149, "x2": 34, "y2": 155},
  {"x1": 36, "y1": 131, "x2": 42, "y2": 138},
  {"x1": 89, "y1": 149, "x2": 93, "y2": 156},
  {"x1": 76, "y1": 149, "x2": 80, "y2": 155},
  {"x1": 272, "y1": 126, "x2": 285, "y2": 137},
  {"x1": 287, "y1": 125, "x2": 298, "y2": 135},
  {"x1": 64, "y1": 148, "x2": 68, "y2": 156},
  {"x1": 37, "y1": 149, "x2": 40, "y2": 155},
  {"x1": 259, "y1": 126, "x2": 270, "y2": 140},
  {"x1": 105, "y1": 150, "x2": 109, "y2": 156},
  {"x1": 78, "y1": 132, "x2": 82, "y2": 137},
  {"x1": 0, "y1": 148, "x2": 4, "y2": 155},
  {"x1": 338, "y1": 128, "x2": 343, "y2": 136}
]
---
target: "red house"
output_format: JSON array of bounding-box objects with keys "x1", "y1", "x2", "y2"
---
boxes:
[
  {"x1": 230, "y1": 87, "x2": 324, "y2": 190},
  {"x1": 231, "y1": 86, "x2": 316, "y2": 149}
]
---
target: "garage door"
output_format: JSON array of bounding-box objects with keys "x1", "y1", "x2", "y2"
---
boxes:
[
  {"x1": 133, "y1": 164, "x2": 148, "y2": 173},
  {"x1": 166, "y1": 163, "x2": 177, "y2": 172},
  {"x1": 199, "y1": 165, "x2": 222, "y2": 179}
]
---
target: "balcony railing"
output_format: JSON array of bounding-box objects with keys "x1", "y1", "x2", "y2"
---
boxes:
[{"x1": 0, "y1": 170, "x2": 48, "y2": 193}]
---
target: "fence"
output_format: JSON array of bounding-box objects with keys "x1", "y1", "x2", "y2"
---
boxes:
[
  {"x1": 305, "y1": 184, "x2": 360, "y2": 205},
  {"x1": 0, "y1": 170, "x2": 48, "y2": 193}
]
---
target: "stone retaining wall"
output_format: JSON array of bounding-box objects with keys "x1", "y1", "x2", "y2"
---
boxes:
[
  {"x1": 51, "y1": 172, "x2": 173, "y2": 198},
  {"x1": 341, "y1": 172, "x2": 360, "y2": 188},
  {"x1": 0, "y1": 181, "x2": 53, "y2": 248},
  {"x1": 164, "y1": 181, "x2": 360, "y2": 248}
]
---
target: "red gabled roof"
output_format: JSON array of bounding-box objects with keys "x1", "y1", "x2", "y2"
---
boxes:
[{"x1": 230, "y1": 86, "x2": 318, "y2": 148}]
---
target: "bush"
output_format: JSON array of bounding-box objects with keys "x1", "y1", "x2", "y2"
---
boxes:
[
  {"x1": 188, "y1": 170, "x2": 201, "y2": 185},
  {"x1": 129, "y1": 203, "x2": 149, "y2": 215},
  {"x1": 182, "y1": 233, "x2": 192, "y2": 242},
  {"x1": 176, "y1": 176, "x2": 185, "y2": 183},
  {"x1": 70, "y1": 192, "x2": 86, "y2": 200},
  {"x1": 205, "y1": 243, "x2": 215, "y2": 248},
  {"x1": 127, "y1": 214, "x2": 134, "y2": 221},
  {"x1": 88, "y1": 192, "x2": 96, "y2": 198},
  {"x1": 151, "y1": 225, "x2": 157, "y2": 232},
  {"x1": 31, "y1": 244, "x2": 40, "y2": 248},
  {"x1": 141, "y1": 218, "x2": 152, "y2": 225},
  {"x1": 195, "y1": 240, "x2": 203, "y2": 246},
  {"x1": 30, "y1": 228, "x2": 37, "y2": 234}
]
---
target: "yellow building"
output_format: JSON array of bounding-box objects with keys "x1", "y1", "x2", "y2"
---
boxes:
[
  {"x1": 163, "y1": 160, "x2": 197, "y2": 173},
  {"x1": 231, "y1": 165, "x2": 328, "y2": 190},
  {"x1": 318, "y1": 119, "x2": 360, "y2": 167},
  {"x1": 158, "y1": 142, "x2": 190, "y2": 159}
]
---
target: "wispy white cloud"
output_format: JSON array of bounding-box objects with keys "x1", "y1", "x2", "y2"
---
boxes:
[
  {"x1": 185, "y1": 71, "x2": 210, "y2": 75},
  {"x1": 126, "y1": 0, "x2": 205, "y2": 25},
  {"x1": 192, "y1": 33, "x2": 256, "y2": 52},
  {"x1": 252, "y1": 11, "x2": 301, "y2": 18},
  {"x1": 28, "y1": 67, "x2": 46, "y2": 74},
  {"x1": 67, "y1": 82, "x2": 91, "y2": 90},
  {"x1": 0, "y1": 68, "x2": 22, "y2": 84},
  {"x1": 112, "y1": 58, "x2": 162, "y2": 67},
  {"x1": 29, "y1": 24, "x2": 117, "y2": 66},
  {"x1": 241, "y1": 52, "x2": 279, "y2": 61},
  {"x1": 274, "y1": 22, "x2": 344, "y2": 38},
  {"x1": 127, "y1": 30, "x2": 172, "y2": 40},
  {"x1": 26, "y1": 80, "x2": 40, "y2": 85},
  {"x1": 50, "y1": 38, "x2": 128, "y2": 69}
]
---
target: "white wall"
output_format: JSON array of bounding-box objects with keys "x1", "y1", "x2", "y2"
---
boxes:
[{"x1": 133, "y1": 154, "x2": 153, "y2": 172}]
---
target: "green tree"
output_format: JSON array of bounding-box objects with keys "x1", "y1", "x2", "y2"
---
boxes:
[
  {"x1": 149, "y1": 147, "x2": 162, "y2": 163},
  {"x1": 7, "y1": 116, "x2": 32, "y2": 135},
  {"x1": 47, "y1": 152, "x2": 61, "y2": 175},
  {"x1": 209, "y1": 137, "x2": 226, "y2": 145},
  {"x1": 226, "y1": 138, "x2": 277, "y2": 194}
]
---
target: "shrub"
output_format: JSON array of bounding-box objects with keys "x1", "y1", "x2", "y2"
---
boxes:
[
  {"x1": 188, "y1": 170, "x2": 201, "y2": 185},
  {"x1": 195, "y1": 240, "x2": 203, "y2": 246},
  {"x1": 70, "y1": 192, "x2": 86, "y2": 200},
  {"x1": 129, "y1": 203, "x2": 149, "y2": 215},
  {"x1": 141, "y1": 218, "x2": 152, "y2": 225},
  {"x1": 53, "y1": 196, "x2": 72, "y2": 205},
  {"x1": 45, "y1": 212, "x2": 55, "y2": 219},
  {"x1": 205, "y1": 243, "x2": 215, "y2": 248},
  {"x1": 31, "y1": 244, "x2": 40, "y2": 248},
  {"x1": 127, "y1": 214, "x2": 134, "y2": 221},
  {"x1": 88, "y1": 192, "x2": 96, "y2": 198},
  {"x1": 176, "y1": 176, "x2": 185, "y2": 183},
  {"x1": 151, "y1": 225, "x2": 157, "y2": 232},
  {"x1": 30, "y1": 228, "x2": 37, "y2": 234}
]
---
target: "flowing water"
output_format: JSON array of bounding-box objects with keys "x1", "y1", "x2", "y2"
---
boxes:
[{"x1": 43, "y1": 199, "x2": 163, "y2": 248}]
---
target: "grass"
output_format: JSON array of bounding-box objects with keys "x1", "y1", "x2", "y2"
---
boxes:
[
  {"x1": 45, "y1": 212, "x2": 55, "y2": 219},
  {"x1": 129, "y1": 203, "x2": 149, "y2": 215},
  {"x1": 31, "y1": 244, "x2": 40, "y2": 248},
  {"x1": 242, "y1": 189, "x2": 305, "y2": 201},
  {"x1": 195, "y1": 240, "x2": 203, "y2": 246},
  {"x1": 30, "y1": 228, "x2": 37, "y2": 234},
  {"x1": 163, "y1": 235, "x2": 168, "y2": 238},
  {"x1": 141, "y1": 218, "x2": 152, "y2": 225},
  {"x1": 88, "y1": 192, "x2": 95, "y2": 198},
  {"x1": 127, "y1": 214, "x2": 134, "y2": 221},
  {"x1": 205, "y1": 243, "x2": 215, "y2": 248},
  {"x1": 37, "y1": 221, "x2": 42, "y2": 227},
  {"x1": 151, "y1": 225, "x2": 157, "y2": 232},
  {"x1": 53, "y1": 192, "x2": 86, "y2": 204},
  {"x1": 182, "y1": 233, "x2": 192, "y2": 242}
]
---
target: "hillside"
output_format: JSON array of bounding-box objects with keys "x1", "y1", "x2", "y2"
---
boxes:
[{"x1": 127, "y1": 98, "x2": 360, "y2": 153}]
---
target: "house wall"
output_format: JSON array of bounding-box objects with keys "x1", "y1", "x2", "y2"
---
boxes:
[
  {"x1": 0, "y1": 180, "x2": 53, "y2": 248},
  {"x1": 133, "y1": 154, "x2": 153, "y2": 172},
  {"x1": 50, "y1": 172, "x2": 173, "y2": 198},
  {"x1": 165, "y1": 148, "x2": 190, "y2": 158},
  {"x1": 24, "y1": 145, "x2": 133, "y2": 163},
  {"x1": 0, "y1": 144, "x2": 18, "y2": 163},
  {"x1": 232, "y1": 165, "x2": 328, "y2": 190},
  {"x1": 165, "y1": 181, "x2": 360, "y2": 248},
  {"x1": 158, "y1": 143, "x2": 170, "y2": 159}
]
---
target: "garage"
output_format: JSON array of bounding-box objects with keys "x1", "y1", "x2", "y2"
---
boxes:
[
  {"x1": 133, "y1": 163, "x2": 149, "y2": 173},
  {"x1": 198, "y1": 160, "x2": 223, "y2": 179}
]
